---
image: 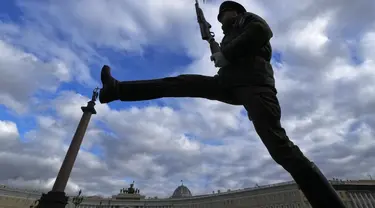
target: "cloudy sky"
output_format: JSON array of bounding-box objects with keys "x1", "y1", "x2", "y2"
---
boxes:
[{"x1": 0, "y1": 0, "x2": 375, "y2": 198}]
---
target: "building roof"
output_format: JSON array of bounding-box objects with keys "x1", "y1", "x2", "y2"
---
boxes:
[{"x1": 171, "y1": 185, "x2": 192, "y2": 198}]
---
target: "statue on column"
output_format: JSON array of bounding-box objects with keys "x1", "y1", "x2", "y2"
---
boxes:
[{"x1": 91, "y1": 87, "x2": 99, "y2": 102}]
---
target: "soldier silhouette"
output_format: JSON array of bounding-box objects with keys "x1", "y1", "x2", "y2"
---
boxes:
[{"x1": 98, "y1": 1, "x2": 345, "y2": 207}]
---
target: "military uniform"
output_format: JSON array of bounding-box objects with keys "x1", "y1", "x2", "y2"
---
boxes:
[{"x1": 99, "y1": 1, "x2": 345, "y2": 207}]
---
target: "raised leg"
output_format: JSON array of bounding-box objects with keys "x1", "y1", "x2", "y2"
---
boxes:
[
  {"x1": 233, "y1": 88, "x2": 346, "y2": 208},
  {"x1": 99, "y1": 65, "x2": 235, "y2": 104}
]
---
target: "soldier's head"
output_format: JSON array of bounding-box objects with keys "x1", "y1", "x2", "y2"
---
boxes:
[{"x1": 217, "y1": 1, "x2": 246, "y2": 24}]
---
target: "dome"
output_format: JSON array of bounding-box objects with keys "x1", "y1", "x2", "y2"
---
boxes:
[{"x1": 171, "y1": 184, "x2": 192, "y2": 198}]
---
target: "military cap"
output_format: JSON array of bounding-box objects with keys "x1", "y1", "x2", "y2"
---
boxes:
[{"x1": 217, "y1": 1, "x2": 246, "y2": 21}]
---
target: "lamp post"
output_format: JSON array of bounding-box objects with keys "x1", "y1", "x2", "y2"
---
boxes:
[
  {"x1": 37, "y1": 88, "x2": 99, "y2": 208},
  {"x1": 72, "y1": 190, "x2": 84, "y2": 208}
]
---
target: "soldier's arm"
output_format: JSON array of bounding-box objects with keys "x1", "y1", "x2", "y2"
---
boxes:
[{"x1": 221, "y1": 13, "x2": 273, "y2": 62}]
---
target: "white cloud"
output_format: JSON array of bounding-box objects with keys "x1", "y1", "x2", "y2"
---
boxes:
[
  {"x1": 0, "y1": 40, "x2": 70, "y2": 113},
  {"x1": 0, "y1": 121, "x2": 19, "y2": 150},
  {"x1": 288, "y1": 15, "x2": 330, "y2": 55}
]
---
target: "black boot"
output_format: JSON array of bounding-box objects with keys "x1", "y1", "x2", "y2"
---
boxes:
[
  {"x1": 292, "y1": 162, "x2": 346, "y2": 208},
  {"x1": 99, "y1": 65, "x2": 120, "y2": 103}
]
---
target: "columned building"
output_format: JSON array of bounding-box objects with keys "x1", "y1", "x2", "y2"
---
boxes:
[{"x1": 1, "y1": 180, "x2": 374, "y2": 208}]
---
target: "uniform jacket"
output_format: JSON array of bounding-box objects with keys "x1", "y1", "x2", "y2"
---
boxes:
[{"x1": 218, "y1": 12, "x2": 276, "y2": 91}]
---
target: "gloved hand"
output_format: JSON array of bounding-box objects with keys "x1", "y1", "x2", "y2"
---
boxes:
[{"x1": 210, "y1": 52, "x2": 229, "y2": 68}]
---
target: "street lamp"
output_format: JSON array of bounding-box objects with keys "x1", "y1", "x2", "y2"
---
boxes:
[{"x1": 72, "y1": 190, "x2": 84, "y2": 208}]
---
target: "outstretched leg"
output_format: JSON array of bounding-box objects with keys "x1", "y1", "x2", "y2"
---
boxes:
[
  {"x1": 99, "y1": 65, "x2": 236, "y2": 104},
  {"x1": 233, "y1": 88, "x2": 345, "y2": 208}
]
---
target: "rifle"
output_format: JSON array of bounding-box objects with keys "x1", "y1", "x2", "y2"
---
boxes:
[{"x1": 194, "y1": 0, "x2": 221, "y2": 60}]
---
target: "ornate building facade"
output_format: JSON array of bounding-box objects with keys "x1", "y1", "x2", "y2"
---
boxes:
[{"x1": 1, "y1": 180, "x2": 374, "y2": 208}]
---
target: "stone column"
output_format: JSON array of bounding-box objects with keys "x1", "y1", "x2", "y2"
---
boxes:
[
  {"x1": 52, "y1": 103, "x2": 96, "y2": 192},
  {"x1": 349, "y1": 193, "x2": 359, "y2": 208},
  {"x1": 37, "y1": 88, "x2": 99, "y2": 208}
]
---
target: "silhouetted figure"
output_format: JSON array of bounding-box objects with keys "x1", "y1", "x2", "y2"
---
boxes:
[{"x1": 98, "y1": 1, "x2": 345, "y2": 207}]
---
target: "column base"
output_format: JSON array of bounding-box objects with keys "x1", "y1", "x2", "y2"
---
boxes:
[{"x1": 36, "y1": 191, "x2": 69, "y2": 208}]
